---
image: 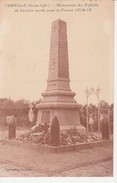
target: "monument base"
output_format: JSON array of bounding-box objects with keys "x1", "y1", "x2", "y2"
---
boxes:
[{"x1": 36, "y1": 102, "x2": 86, "y2": 133}]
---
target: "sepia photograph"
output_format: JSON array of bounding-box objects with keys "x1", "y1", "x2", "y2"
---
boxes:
[{"x1": 0, "y1": 0, "x2": 115, "y2": 179}]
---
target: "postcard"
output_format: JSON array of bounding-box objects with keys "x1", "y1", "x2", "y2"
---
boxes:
[{"x1": 0, "y1": 0, "x2": 114, "y2": 180}]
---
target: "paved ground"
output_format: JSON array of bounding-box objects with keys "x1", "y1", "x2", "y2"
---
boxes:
[{"x1": 0, "y1": 127, "x2": 113, "y2": 177}]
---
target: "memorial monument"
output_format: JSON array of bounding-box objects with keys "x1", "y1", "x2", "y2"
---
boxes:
[{"x1": 36, "y1": 19, "x2": 85, "y2": 131}]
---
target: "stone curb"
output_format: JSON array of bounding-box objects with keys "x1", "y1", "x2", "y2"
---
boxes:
[{"x1": 3, "y1": 139, "x2": 113, "y2": 153}]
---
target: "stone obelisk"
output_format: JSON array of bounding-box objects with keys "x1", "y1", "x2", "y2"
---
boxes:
[{"x1": 36, "y1": 19, "x2": 85, "y2": 131}]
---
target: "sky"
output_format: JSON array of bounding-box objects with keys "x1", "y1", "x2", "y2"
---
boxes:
[{"x1": 0, "y1": 0, "x2": 114, "y2": 105}]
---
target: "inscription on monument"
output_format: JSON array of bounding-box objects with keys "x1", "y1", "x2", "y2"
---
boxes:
[{"x1": 41, "y1": 111, "x2": 50, "y2": 123}]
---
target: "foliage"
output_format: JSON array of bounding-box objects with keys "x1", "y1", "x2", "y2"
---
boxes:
[
  {"x1": 0, "y1": 98, "x2": 113, "y2": 133},
  {"x1": 0, "y1": 98, "x2": 38, "y2": 126},
  {"x1": 79, "y1": 101, "x2": 113, "y2": 132}
]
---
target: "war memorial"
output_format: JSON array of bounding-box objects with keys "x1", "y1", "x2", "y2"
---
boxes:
[
  {"x1": 36, "y1": 19, "x2": 85, "y2": 132},
  {"x1": 3, "y1": 20, "x2": 111, "y2": 153}
]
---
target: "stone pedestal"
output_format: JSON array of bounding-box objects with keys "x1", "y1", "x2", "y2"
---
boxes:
[{"x1": 36, "y1": 19, "x2": 86, "y2": 133}]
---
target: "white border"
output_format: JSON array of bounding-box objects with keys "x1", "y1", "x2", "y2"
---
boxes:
[{"x1": 0, "y1": 1, "x2": 116, "y2": 183}]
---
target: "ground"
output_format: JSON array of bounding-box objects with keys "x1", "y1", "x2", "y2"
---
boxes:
[{"x1": 0, "y1": 127, "x2": 113, "y2": 177}]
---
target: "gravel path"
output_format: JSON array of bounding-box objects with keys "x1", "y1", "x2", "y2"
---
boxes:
[
  {"x1": 55, "y1": 160, "x2": 113, "y2": 177},
  {"x1": 0, "y1": 142, "x2": 113, "y2": 177}
]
